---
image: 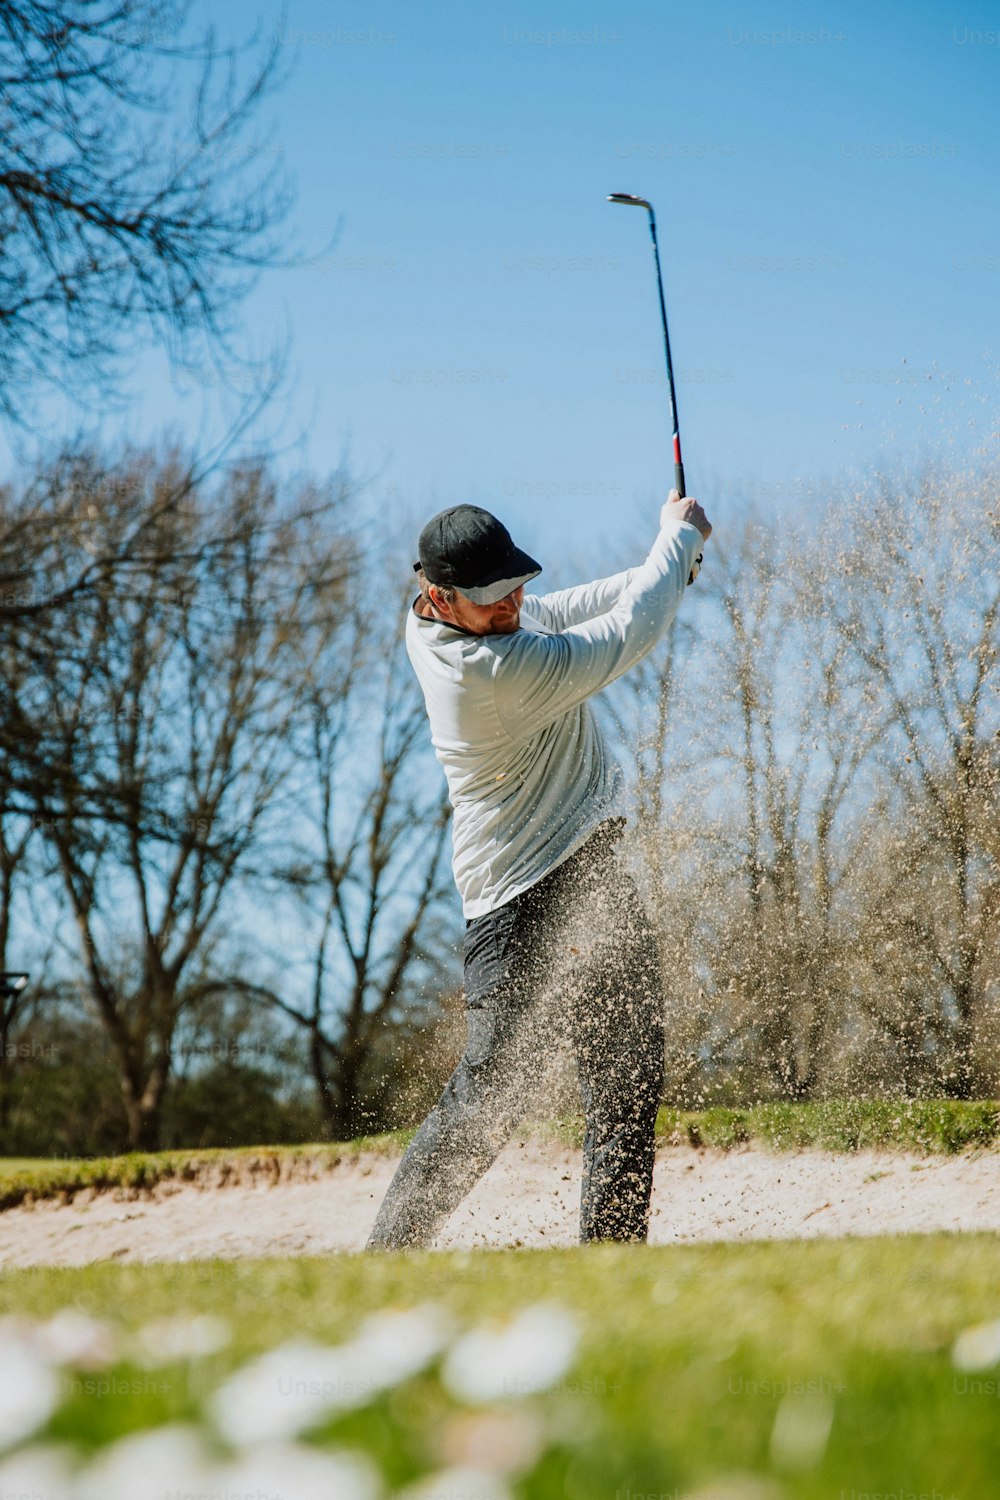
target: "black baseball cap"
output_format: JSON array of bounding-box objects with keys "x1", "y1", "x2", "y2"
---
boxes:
[{"x1": 414, "y1": 505, "x2": 542, "y2": 606}]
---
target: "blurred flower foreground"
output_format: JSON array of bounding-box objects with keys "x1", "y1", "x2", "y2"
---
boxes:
[{"x1": 0, "y1": 1301, "x2": 584, "y2": 1499}]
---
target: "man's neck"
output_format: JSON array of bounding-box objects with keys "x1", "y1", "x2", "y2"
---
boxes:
[{"x1": 413, "y1": 593, "x2": 482, "y2": 638}]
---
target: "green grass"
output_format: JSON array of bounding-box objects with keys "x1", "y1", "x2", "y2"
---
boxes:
[
  {"x1": 1, "y1": 1100, "x2": 997, "y2": 1212},
  {"x1": 653, "y1": 1097, "x2": 1000, "y2": 1154},
  {"x1": 1, "y1": 1235, "x2": 998, "y2": 1496}
]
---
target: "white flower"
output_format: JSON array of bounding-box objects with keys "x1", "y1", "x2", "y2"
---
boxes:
[
  {"x1": 132, "y1": 1314, "x2": 230, "y2": 1366},
  {"x1": 0, "y1": 1444, "x2": 77, "y2": 1500},
  {"x1": 399, "y1": 1466, "x2": 512, "y2": 1500},
  {"x1": 769, "y1": 1392, "x2": 834, "y2": 1470},
  {"x1": 442, "y1": 1304, "x2": 579, "y2": 1404},
  {"x1": 952, "y1": 1317, "x2": 1000, "y2": 1372},
  {"x1": 79, "y1": 1431, "x2": 378, "y2": 1500},
  {"x1": 76, "y1": 1425, "x2": 209, "y2": 1500},
  {"x1": 212, "y1": 1307, "x2": 451, "y2": 1447},
  {"x1": 35, "y1": 1310, "x2": 118, "y2": 1369},
  {"x1": 212, "y1": 1340, "x2": 363, "y2": 1445},
  {"x1": 345, "y1": 1304, "x2": 454, "y2": 1388},
  {"x1": 217, "y1": 1441, "x2": 379, "y2": 1500},
  {"x1": 0, "y1": 1324, "x2": 60, "y2": 1449}
]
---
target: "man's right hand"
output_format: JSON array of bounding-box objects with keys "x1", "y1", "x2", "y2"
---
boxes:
[{"x1": 661, "y1": 489, "x2": 712, "y2": 540}]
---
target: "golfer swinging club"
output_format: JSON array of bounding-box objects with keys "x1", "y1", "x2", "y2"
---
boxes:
[{"x1": 366, "y1": 490, "x2": 711, "y2": 1249}]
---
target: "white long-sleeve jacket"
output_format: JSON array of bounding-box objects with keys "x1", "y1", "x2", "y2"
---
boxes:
[{"x1": 406, "y1": 516, "x2": 703, "y2": 917}]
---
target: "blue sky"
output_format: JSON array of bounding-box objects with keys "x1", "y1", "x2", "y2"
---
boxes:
[{"x1": 7, "y1": 0, "x2": 1000, "y2": 561}]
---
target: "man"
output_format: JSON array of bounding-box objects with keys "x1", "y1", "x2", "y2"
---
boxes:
[{"x1": 366, "y1": 490, "x2": 711, "y2": 1249}]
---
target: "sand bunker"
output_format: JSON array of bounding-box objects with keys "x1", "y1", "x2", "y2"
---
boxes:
[{"x1": 1, "y1": 1140, "x2": 998, "y2": 1268}]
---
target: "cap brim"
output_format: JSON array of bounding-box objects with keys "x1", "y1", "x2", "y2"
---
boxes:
[{"x1": 458, "y1": 546, "x2": 542, "y2": 606}]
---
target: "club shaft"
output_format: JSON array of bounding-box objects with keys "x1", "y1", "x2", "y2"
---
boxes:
[
  {"x1": 647, "y1": 212, "x2": 685, "y2": 499},
  {"x1": 607, "y1": 190, "x2": 702, "y2": 581}
]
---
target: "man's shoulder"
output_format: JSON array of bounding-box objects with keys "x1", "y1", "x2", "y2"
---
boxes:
[
  {"x1": 518, "y1": 604, "x2": 555, "y2": 638},
  {"x1": 483, "y1": 618, "x2": 557, "y2": 671},
  {"x1": 406, "y1": 607, "x2": 557, "y2": 675},
  {"x1": 407, "y1": 608, "x2": 504, "y2": 669},
  {"x1": 489, "y1": 619, "x2": 567, "y2": 689}
]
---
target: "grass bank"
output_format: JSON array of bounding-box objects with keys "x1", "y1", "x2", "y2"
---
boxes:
[
  {"x1": 653, "y1": 1096, "x2": 1000, "y2": 1154},
  {"x1": 0, "y1": 1132, "x2": 414, "y2": 1212},
  {"x1": 1, "y1": 1098, "x2": 997, "y2": 1212}
]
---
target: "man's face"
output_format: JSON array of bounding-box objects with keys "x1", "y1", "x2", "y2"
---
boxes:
[{"x1": 430, "y1": 584, "x2": 524, "y2": 636}]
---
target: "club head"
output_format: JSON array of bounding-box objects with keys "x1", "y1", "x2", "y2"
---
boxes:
[{"x1": 608, "y1": 192, "x2": 653, "y2": 212}]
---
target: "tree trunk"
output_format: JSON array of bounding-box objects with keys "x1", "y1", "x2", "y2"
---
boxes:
[
  {"x1": 310, "y1": 1025, "x2": 338, "y2": 1140},
  {"x1": 323, "y1": 1044, "x2": 365, "y2": 1143},
  {"x1": 120, "y1": 1056, "x2": 169, "y2": 1152},
  {"x1": 0, "y1": 1027, "x2": 10, "y2": 1139},
  {"x1": 122, "y1": 1090, "x2": 163, "y2": 1152},
  {"x1": 945, "y1": 1001, "x2": 978, "y2": 1101},
  {"x1": 338, "y1": 1048, "x2": 365, "y2": 1140}
]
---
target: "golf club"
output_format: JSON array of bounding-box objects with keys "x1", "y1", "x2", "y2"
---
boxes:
[{"x1": 608, "y1": 192, "x2": 704, "y2": 582}]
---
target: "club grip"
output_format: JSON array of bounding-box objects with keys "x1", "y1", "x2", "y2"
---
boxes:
[{"x1": 673, "y1": 460, "x2": 703, "y2": 583}]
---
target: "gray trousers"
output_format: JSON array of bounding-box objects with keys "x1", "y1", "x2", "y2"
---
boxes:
[{"x1": 366, "y1": 821, "x2": 665, "y2": 1249}]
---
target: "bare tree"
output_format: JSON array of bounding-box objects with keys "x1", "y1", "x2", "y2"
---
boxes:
[
  {"x1": 0, "y1": 811, "x2": 33, "y2": 1132},
  {"x1": 0, "y1": 602, "x2": 48, "y2": 1135},
  {"x1": 610, "y1": 514, "x2": 885, "y2": 1104},
  {"x1": 827, "y1": 467, "x2": 1000, "y2": 1096},
  {"x1": 704, "y1": 521, "x2": 892, "y2": 1098},
  {"x1": 269, "y1": 571, "x2": 458, "y2": 1140},
  {"x1": 616, "y1": 471, "x2": 1000, "y2": 1106},
  {"x1": 0, "y1": 0, "x2": 293, "y2": 429},
  {"x1": 4, "y1": 448, "x2": 353, "y2": 1148}
]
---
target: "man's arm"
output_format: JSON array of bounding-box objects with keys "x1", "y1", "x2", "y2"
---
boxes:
[
  {"x1": 524, "y1": 569, "x2": 638, "y2": 633},
  {"x1": 494, "y1": 514, "x2": 704, "y2": 742}
]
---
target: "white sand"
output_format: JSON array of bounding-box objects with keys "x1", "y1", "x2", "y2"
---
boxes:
[{"x1": 1, "y1": 1141, "x2": 998, "y2": 1268}]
